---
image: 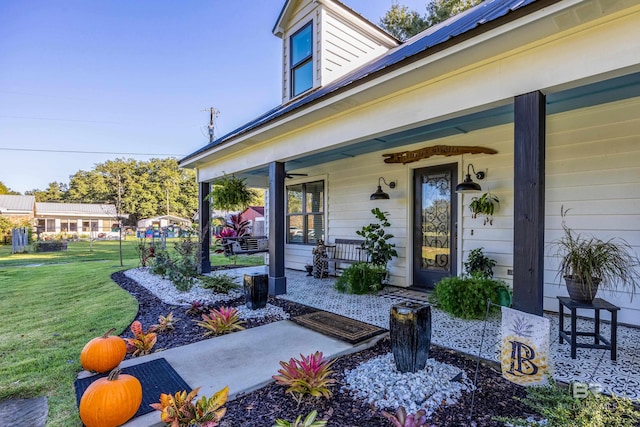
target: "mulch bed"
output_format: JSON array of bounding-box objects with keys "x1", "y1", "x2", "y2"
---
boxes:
[{"x1": 111, "y1": 270, "x2": 536, "y2": 427}]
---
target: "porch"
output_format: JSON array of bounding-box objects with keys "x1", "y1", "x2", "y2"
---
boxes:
[{"x1": 220, "y1": 266, "x2": 640, "y2": 401}]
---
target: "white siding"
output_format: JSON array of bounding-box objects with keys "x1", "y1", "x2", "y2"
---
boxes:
[
  {"x1": 544, "y1": 97, "x2": 640, "y2": 325},
  {"x1": 320, "y1": 9, "x2": 390, "y2": 86}
]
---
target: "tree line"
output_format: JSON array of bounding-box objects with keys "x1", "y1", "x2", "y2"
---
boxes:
[{"x1": 1, "y1": 158, "x2": 198, "y2": 225}]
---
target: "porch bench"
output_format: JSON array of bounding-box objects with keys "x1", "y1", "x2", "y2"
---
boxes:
[
  {"x1": 221, "y1": 236, "x2": 269, "y2": 256},
  {"x1": 325, "y1": 238, "x2": 369, "y2": 275}
]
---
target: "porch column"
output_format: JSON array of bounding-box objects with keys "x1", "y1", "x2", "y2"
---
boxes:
[
  {"x1": 199, "y1": 181, "x2": 211, "y2": 274},
  {"x1": 513, "y1": 91, "x2": 546, "y2": 315},
  {"x1": 268, "y1": 161, "x2": 287, "y2": 295}
]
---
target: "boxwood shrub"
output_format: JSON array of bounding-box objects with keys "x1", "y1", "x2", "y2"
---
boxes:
[{"x1": 433, "y1": 275, "x2": 510, "y2": 319}]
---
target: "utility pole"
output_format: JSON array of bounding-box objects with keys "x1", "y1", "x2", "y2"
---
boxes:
[{"x1": 203, "y1": 107, "x2": 220, "y2": 143}]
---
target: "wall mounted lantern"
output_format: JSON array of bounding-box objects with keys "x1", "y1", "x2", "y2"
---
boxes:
[
  {"x1": 455, "y1": 163, "x2": 485, "y2": 193},
  {"x1": 370, "y1": 177, "x2": 396, "y2": 200}
]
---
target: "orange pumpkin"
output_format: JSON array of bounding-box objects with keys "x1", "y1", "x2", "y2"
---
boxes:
[
  {"x1": 80, "y1": 328, "x2": 127, "y2": 373},
  {"x1": 79, "y1": 368, "x2": 142, "y2": 427}
]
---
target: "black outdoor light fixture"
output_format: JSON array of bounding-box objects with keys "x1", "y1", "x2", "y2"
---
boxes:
[
  {"x1": 370, "y1": 177, "x2": 396, "y2": 200},
  {"x1": 455, "y1": 163, "x2": 485, "y2": 193}
]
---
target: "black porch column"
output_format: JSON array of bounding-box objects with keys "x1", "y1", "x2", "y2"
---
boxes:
[
  {"x1": 199, "y1": 181, "x2": 211, "y2": 274},
  {"x1": 268, "y1": 161, "x2": 287, "y2": 295},
  {"x1": 513, "y1": 91, "x2": 546, "y2": 315}
]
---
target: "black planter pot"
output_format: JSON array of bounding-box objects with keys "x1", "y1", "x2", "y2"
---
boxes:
[
  {"x1": 565, "y1": 275, "x2": 600, "y2": 303},
  {"x1": 390, "y1": 302, "x2": 432, "y2": 373},
  {"x1": 243, "y1": 273, "x2": 268, "y2": 309}
]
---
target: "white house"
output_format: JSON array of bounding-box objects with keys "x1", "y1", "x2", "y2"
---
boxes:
[{"x1": 180, "y1": 0, "x2": 640, "y2": 325}]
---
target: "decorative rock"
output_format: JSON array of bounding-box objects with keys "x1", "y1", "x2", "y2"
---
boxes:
[
  {"x1": 390, "y1": 302, "x2": 431, "y2": 373},
  {"x1": 244, "y1": 273, "x2": 268, "y2": 309}
]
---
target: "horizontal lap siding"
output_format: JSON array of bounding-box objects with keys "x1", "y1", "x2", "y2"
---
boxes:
[
  {"x1": 544, "y1": 97, "x2": 640, "y2": 325},
  {"x1": 321, "y1": 12, "x2": 387, "y2": 85}
]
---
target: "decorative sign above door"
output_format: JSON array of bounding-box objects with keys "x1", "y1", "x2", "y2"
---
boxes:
[{"x1": 382, "y1": 145, "x2": 498, "y2": 164}]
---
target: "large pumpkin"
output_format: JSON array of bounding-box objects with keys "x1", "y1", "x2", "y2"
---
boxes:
[
  {"x1": 80, "y1": 328, "x2": 127, "y2": 373},
  {"x1": 79, "y1": 368, "x2": 142, "y2": 427}
]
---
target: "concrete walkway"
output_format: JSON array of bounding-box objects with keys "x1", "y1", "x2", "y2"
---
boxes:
[{"x1": 89, "y1": 320, "x2": 382, "y2": 427}]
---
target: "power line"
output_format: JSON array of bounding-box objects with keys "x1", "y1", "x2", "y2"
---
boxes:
[
  {"x1": 0, "y1": 147, "x2": 185, "y2": 156},
  {"x1": 0, "y1": 114, "x2": 124, "y2": 125}
]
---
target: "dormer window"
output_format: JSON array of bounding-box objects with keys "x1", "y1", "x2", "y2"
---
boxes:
[{"x1": 290, "y1": 22, "x2": 313, "y2": 97}]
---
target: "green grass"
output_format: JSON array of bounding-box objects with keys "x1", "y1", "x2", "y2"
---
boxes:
[{"x1": 0, "y1": 240, "x2": 265, "y2": 426}]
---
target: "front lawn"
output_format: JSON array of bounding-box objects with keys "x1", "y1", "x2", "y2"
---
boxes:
[{"x1": 0, "y1": 239, "x2": 265, "y2": 426}]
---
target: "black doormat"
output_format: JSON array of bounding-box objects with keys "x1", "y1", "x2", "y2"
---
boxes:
[
  {"x1": 74, "y1": 358, "x2": 191, "y2": 420},
  {"x1": 292, "y1": 311, "x2": 387, "y2": 345}
]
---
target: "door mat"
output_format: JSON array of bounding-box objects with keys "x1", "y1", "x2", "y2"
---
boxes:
[
  {"x1": 292, "y1": 311, "x2": 387, "y2": 345},
  {"x1": 74, "y1": 358, "x2": 191, "y2": 420}
]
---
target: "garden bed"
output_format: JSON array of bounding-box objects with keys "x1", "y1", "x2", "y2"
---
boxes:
[{"x1": 111, "y1": 270, "x2": 537, "y2": 426}]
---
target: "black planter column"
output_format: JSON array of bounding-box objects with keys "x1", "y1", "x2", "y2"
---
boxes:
[
  {"x1": 244, "y1": 273, "x2": 268, "y2": 309},
  {"x1": 390, "y1": 302, "x2": 432, "y2": 373}
]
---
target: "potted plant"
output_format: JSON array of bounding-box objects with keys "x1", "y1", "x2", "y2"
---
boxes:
[
  {"x1": 469, "y1": 192, "x2": 499, "y2": 225},
  {"x1": 553, "y1": 208, "x2": 640, "y2": 303},
  {"x1": 356, "y1": 208, "x2": 398, "y2": 274}
]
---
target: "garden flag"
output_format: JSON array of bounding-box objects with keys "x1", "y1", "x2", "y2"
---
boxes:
[{"x1": 500, "y1": 307, "x2": 552, "y2": 386}]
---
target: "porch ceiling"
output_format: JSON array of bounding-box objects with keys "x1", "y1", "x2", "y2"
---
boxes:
[{"x1": 242, "y1": 71, "x2": 640, "y2": 179}]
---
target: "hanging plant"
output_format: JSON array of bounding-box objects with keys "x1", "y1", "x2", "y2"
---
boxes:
[
  {"x1": 207, "y1": 174, "x2": 257, "y2": 212},
  {"x1": 469, "y1": 192, "x2": 499, "y2": 226}
]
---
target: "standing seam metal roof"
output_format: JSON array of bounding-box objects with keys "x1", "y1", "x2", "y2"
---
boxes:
[
  {"x1": 181, "y1": 0, "x2": 540, "y2": 164},
  {"x1": 0, "y1": 195, "x2": 36, "y2": 212}
]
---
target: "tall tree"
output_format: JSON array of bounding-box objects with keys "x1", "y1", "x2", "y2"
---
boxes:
[
  {"x1": 66, "y1": 158, "x2": 198, "y2": 224},
  {"x1": 0, "y1": 181, "x2": 20, "y2": 195},
  {"x1": 380, "y1": 0, "x2": 482, "y2": 41},
  {"x1": 379, "y1": 3, "x2": 428, "y2": 41}
]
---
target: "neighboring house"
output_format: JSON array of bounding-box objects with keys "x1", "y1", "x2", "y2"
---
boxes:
[
  {"x1": 180, "y1": 0, "x2": 640, "y2": 325},
  {"x1": 239, "y1": 206, "x2": 265, "y2": 235},
  {"x1": 0, "y1": 195, "x2": 36, "y2": 224},
  {"x1": 35, "y1": 202, "x2": 125, "y2": 238},
  {"x1": 137, "y1": 215, "x2": 192, "y2": 229}
]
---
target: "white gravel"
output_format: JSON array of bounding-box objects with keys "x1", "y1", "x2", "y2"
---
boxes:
[
  {"x1": 342, "y1": 353, "x2": 474, "y2": 416},
  {"x1": 123, "y1": 268, "x2": 289, "y2": 321}
]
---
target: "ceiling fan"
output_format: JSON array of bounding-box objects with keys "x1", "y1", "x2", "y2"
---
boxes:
[{"x1": 285, "y1": 172, "x2": 308, "y2": 179}]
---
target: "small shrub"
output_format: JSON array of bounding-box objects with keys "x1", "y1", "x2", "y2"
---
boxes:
[
  {"x1": 463, "y1": 248, "x2": 496, "y2": 278},
  {"x1": 152, "y1": 312, "x2": 179, "y2": 333},
  {"x1": 186, "y1": 300, "x2": 211, "y2": 317},
  {"x1": 135, "y1": 239, "x2": 155, "y2": 267},
  {"x1": 272, "y1": 410, "x2": 327, "y2": 427},
  {"x1": 381, "y1": 407, "x2": 434, "y2": 427},
  {"x1": 150, "y1": 248, "x2": 172, "y2": 277},
  {"x1": 150, "y1": 385, "x2": 229, "y2": 427},
  {"x1": 32, "y1": 240, "x2": 67, "y2": 252},
  {"x1": 334, "y1": 262, "x2": 386, "y2": 294},
  {"x1": 495, "y1": 379, "x2": 640, "y2": 427},
  {"x1": 433, "y1": 276, "x2": 509, "y2": 319},
  {"x1": 123, "y1": 321, "x2": 157, "y2": 357},
  {"x1": 195, "y1": 307, "x2": 245, "y2": 337},
  {"x1": 272, "y1": 351, "x2": 336, "y2": 406},
  {"x1": 200, "y1": 274, "x2": 239, "y2": 294}
]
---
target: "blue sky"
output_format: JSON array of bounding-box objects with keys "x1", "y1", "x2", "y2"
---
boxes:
[{"x1": 0, "y1": 0, "x2": 428, "y2": 194}]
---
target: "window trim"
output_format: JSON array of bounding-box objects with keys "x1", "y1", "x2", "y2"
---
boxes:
[
  {"x1": 290, "y1": 21, "x2": 313, "y2": 98},
  {"x1": 286, "y1": 179, "x2": 325, "y2": 245}
]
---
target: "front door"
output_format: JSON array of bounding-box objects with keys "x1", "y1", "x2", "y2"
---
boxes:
[{"x1": 413, "y1": 164, "x2": 458, "y2": 288}]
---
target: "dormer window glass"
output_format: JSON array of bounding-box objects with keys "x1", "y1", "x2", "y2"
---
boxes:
[{"x1": 290, "y1": 22, "x2": 313, "y2": 97}]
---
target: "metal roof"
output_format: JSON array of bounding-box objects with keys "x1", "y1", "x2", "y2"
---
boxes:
[
  {"x1": 36, "y1": 202, "x2": 119, "y2": 217},
  {"x1": 0, "y1": 195, "x2": 35, "y2": 213},
  {"x1": 181, "y1": 0, "x2": 541, "y2": 164}
]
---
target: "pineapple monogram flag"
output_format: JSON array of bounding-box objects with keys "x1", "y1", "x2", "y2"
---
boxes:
[{"x1": 500, "y1": 307, "x2": 552, "y2": 386}]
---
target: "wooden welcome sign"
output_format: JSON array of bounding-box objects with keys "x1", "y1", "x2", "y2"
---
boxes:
[{"x1": 382, "y1": 145, "x2": 497, "y2": 164}]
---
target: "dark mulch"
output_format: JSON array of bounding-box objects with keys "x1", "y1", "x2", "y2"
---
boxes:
[{"x1": 111, "y1": 270, "x2": 536, "y2": 427}]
